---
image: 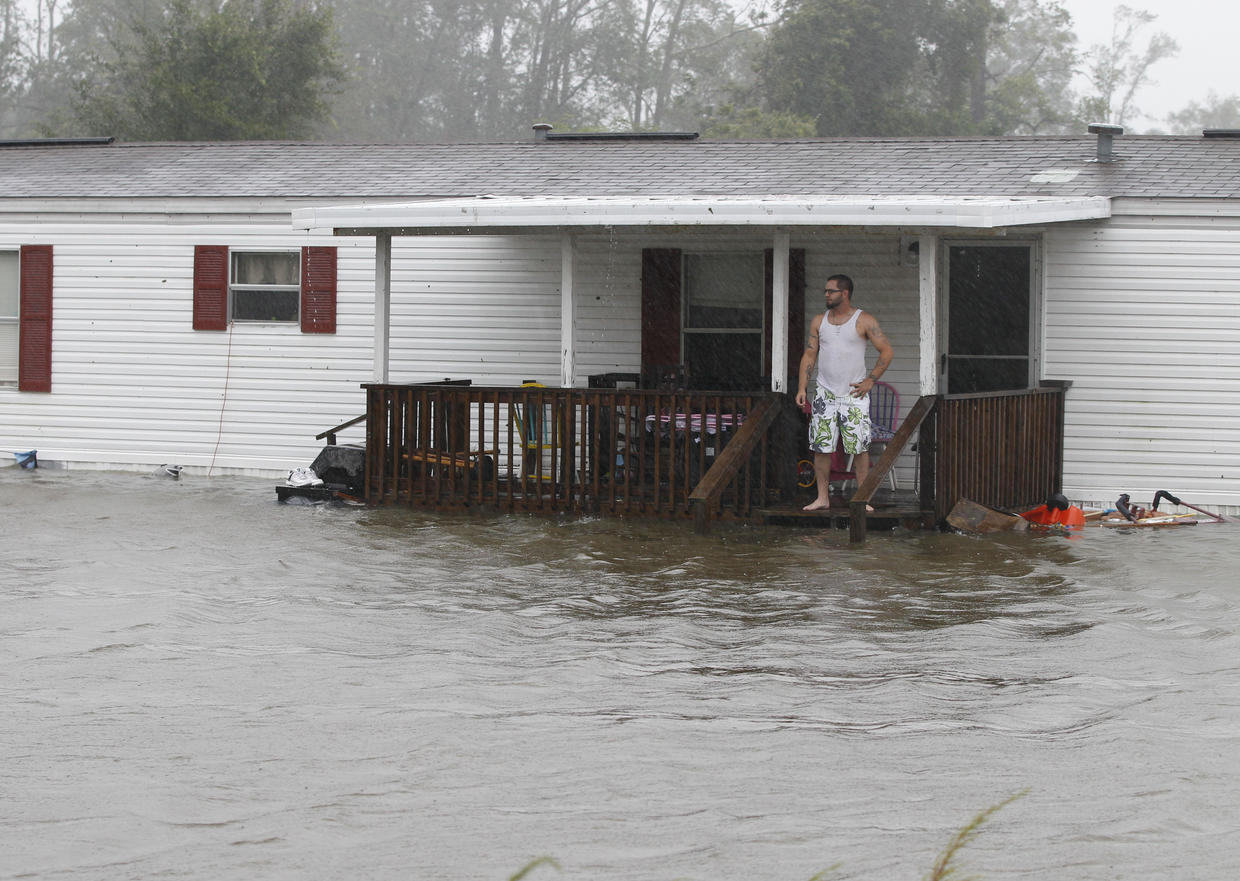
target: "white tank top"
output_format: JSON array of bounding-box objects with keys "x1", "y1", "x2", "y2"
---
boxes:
[{"x1": 816, "y1": 309, "x2": 867, "y2": 397}]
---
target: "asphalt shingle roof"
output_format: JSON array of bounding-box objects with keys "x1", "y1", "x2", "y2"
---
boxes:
[{"x1": 1, "y1": 135, "x2": 1238, "y2": 200}]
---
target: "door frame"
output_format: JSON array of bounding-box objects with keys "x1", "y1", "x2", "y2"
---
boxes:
[{"x1": 937, "y1": 237, "x2": 1043, "y2": 394}]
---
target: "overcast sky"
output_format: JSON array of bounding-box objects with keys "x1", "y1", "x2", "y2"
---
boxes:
[{"x1": 1056, "y1": 0, "x2": 1235, "y2": 131}]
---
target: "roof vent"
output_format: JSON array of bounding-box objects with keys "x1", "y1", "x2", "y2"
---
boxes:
[
  {"x1": 1087, "y1": 123, "x2": 1124, "y2": 162},
  {"x1": 1203, "y1": 129, "x2": 1240, "y2": 139},
  {"x1": 546, "y1": 131, "x2": 698, "y2": 141},
  {"x1": 531, "y1": 124, "x2": 699, "y2": 143},
  {"x1": 0, "y1": 136, "x2": 115, "y2": 148}
]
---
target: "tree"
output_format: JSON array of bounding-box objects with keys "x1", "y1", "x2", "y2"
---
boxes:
[
  {"x1": 70, "y1": 0, "x2": 345, "y2": 141},
  {"x1": 758, "y1": 0, "x2": 929, "y2": 136},
  {"x1": 655, "y1": 2, "x2": 782, "y2": 134},
  {"x1": 611, "y1": 0, "x2": 742, "y2": 130},
  {"x1": 753, "y1": 0, "x2": 1075, "y2": 137},
  {"x1": 320, "y1": 0, "x2": 762, "y2": 141},
  {"x1": 325, "y1": 0, "x2": 619, "y2": 140},
  {"x1": 693, "y1": 103, "x2": 816, "y2": 137},
  {"x1": 1075, "y1": 4, "x2": 1177, "y2": 128},
  {"x1": 324, "y1": 0, "x2": 496, "y2": 141},
  {"x1": 980, "y1": 0, "x2": 1078, "y2": 134},
  {"x1": 15, "y1": 0, "x2": 157, "y2": 138},
  {"x1": 1166, "y1": 92, "x2": 1240, "y2": 135},
  {"x1": 0, "y1": 0, "x2": 25, "y2": 127},
  {"x1": 906, "y1": 0, "x2": 1000, "y2": 134}
]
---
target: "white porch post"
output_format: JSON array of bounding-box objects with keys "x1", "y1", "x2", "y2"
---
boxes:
[
  {"x1": 374, "y1": 232, "x2": 392, "y2": 383},
  {"x1": 918, "y1": 234, "x2": 939, "y2": 396},
  {"x1": 770, "y1": 230, "x2": 790, "y2": 393},
  {"x1": 560, "y1": 233, "x2": 576, "y2": 388}
]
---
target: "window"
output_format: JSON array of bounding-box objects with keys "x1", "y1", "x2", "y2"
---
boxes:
[
  {"x1": 682, "y1": 252, "x2": 765, "y2": 390},
  {"x1": 0, "y1": 251, "x2": 17, "y2": 384},
  {"x1": 193, "y1": 245, "x2": 336, "y2": 333},
  {"x1": 231, "y1": 251, "x2": 300, "y2": 322},
  {"x1": 1, "y1": 246, "x2": 53, "y2": 391},
  {"x1": 640, "y1": 247, "x2": 804, "y2": 392}
]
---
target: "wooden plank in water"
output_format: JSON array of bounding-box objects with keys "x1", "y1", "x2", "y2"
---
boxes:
[{"x1": 946, "y1": 498, "x2": 1029, "y2": 534}]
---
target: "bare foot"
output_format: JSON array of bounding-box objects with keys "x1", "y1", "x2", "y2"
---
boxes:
[{"x1": 803, "y1": 499, "x2": 831, "y2": 511}]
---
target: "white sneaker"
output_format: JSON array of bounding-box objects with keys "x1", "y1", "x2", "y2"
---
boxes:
[{"x1": 287, "y1": 466, "x2": 322, "y2": 487}]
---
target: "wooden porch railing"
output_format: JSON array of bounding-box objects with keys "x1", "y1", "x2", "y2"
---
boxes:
[
  {"x1": 921, "y1": 383, "x2": 1069, "y2": 525},
  {"x1": 351, "y1": 382, "x2": 1068, "y2": 535},
  {"x1": 848, "y1": 394, "x2": 936, "y2": 543},
  {"x1": 847, "y1": 383, "x2": 1069, "y2": 543},
  {"x1": 689, "y1": 397, "x2": 780, "y2": 533},
  {"x1": 362, "y1": 383, "x2": 791, "y2": 520},
  {"x1": 316, "y1": 414, "x2": 365, "y2": 445}
]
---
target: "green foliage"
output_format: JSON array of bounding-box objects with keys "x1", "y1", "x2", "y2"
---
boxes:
[
  {"x1": 324, "y1": 0, "x2": 764, "y2": 141},
  {"x1": 15, "y1": 0, "x2": 139, "y2": 138},
  {"x1": 907, "y1": 0, "x2": 1000, "y2": 134},
  {"x1": 757, "y1": 0, "x2": 1078, "y2": 136},
  {"x1": 981, "y1": 0, "x2": 1078, "y2": 134},
  {"x1": 70, "y1": 0, "x2": 345, "y2": 141},
  {"x1": 758, "y1": 0, "x2": 926, "y2": 136},
  {"x1": 695, "y1": 103, "x2": 817, "y2": 138},
  {"x1": 1166, "y1": 92, "x2": 1240, "y2": 135},
  {"x1": 0, "y1": 0, "x2": 23, "y2": 101},
  {"x1": 0, "y1": 0, "x2": 1185, "y2": 141}
]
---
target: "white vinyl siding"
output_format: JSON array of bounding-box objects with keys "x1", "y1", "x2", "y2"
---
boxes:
[
  {"x1": 389, "y1": 235, "x2": 562, "y2": 385},
  {"x1": 0, "y1": 217, "x2": 371, "y2": 471},
  {"x1": 1044, "y1": 200, "x2": 1240, "y2": 507},
  {"x1": 0, "y1": 216, "x2": 566, "y2": 474}
]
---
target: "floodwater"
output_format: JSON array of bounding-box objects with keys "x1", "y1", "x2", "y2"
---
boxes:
[{"x1": 3, "y1": 470, "x2": 1239, "y2": 881}]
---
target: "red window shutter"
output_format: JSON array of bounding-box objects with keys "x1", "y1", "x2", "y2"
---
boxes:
[
  {"x1": 640, "y1": 248, "x2": 682, "y2": 374},
  {"x1": 18, "y1": 245, "x2": 53, "y2": 393},
  {"x1": 301, "y1": 246, "x2": 337, "y2": 334},
  {"x1": 193, "y1": 245, "x2": 229, "y2": 330}
]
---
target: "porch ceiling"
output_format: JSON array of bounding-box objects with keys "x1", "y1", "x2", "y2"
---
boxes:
[{"x1": 292, "y1": 194, "x2": 1112, "y2": 235}]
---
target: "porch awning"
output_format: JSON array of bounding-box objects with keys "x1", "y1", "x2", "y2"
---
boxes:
[{"x1": 292, "y1": 194, "x2": 1111, "y2": 235}]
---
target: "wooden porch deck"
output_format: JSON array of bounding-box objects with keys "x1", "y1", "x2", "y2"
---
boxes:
[
  {"x1": 349, "y1": 381, "x2": 1069, "y2": 542},
  {"x1": 757, "y1": 489, "x2": 935, "y2": 532}
]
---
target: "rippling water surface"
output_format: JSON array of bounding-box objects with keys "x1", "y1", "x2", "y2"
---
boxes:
[{"x1": 3, "y1": 468, "x2": 1239, "y2": 881}]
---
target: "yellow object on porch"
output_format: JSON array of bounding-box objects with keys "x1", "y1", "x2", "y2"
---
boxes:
[{"x1": 512, "y1": 381, "x2": 562, "y2": 482}]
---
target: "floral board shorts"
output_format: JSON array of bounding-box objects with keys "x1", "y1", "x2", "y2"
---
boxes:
[{"x1": 808, "y1": 387, "x2": 872, "y2": 455}]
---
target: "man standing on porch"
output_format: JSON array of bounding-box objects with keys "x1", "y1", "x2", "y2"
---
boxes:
[{"x1": 794, "y1": 274, "x2": 895, "y2": 511}]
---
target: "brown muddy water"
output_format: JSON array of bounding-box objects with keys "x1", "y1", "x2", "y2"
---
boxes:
[{"x1": 3, "y1": 467, "x2": 1239, "y2": 881}]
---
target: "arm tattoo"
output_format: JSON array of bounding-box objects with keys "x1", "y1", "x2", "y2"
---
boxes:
[{"x1": 868, "y1": 323, "x2": 893, "y2": 373}]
